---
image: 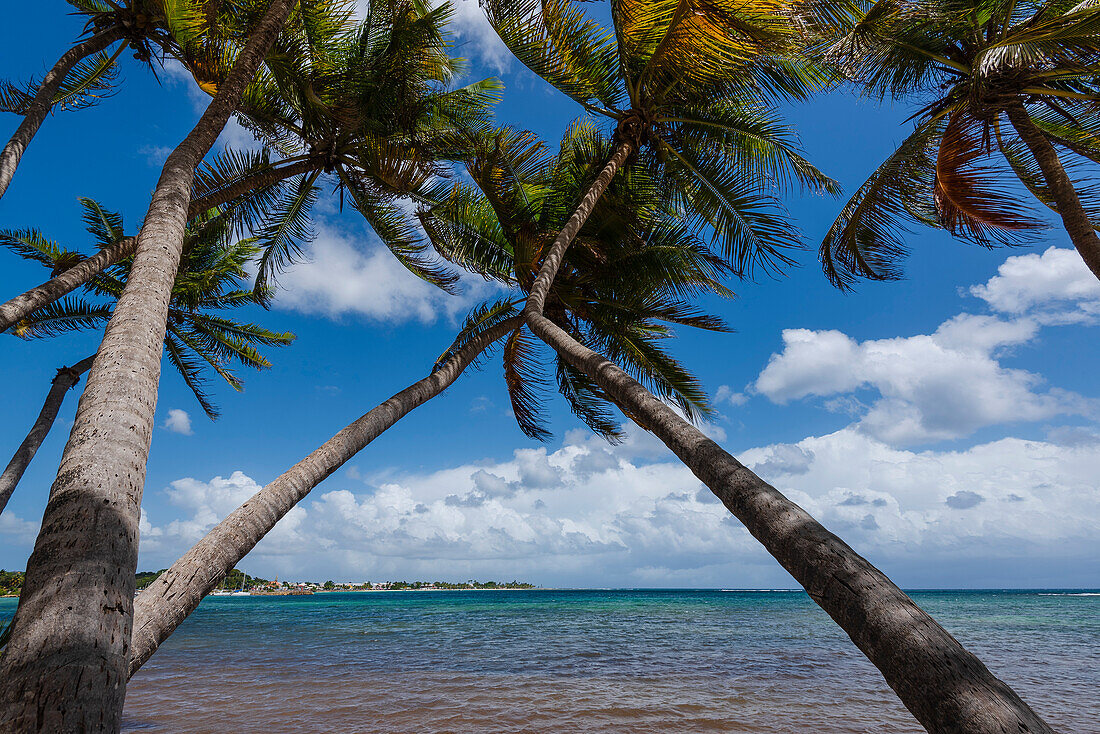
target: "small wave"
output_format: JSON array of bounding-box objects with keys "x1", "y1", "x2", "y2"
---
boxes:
[{"x1": 1037, "y1": 592, "x2": 1100, "y2": 596}]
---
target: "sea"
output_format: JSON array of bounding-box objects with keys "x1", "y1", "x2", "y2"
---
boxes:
[{"x1": 1, "y1": 589, "x2": 1097, "y2": 732}]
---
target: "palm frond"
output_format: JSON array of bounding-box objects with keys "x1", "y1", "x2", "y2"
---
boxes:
[
  {"x1": 933, "y1": 110, "x2": 1044, "y2": 242},
  {"x1": 819, "y1": 116, "x2": 944, "y2": 289},
  {"x1": 52, "y1": 47, "x2": 122, "y2": 111},
  {"x1": 253, "y1": 170, "x2": 321, "y2": 294},
  {"x1": 7, "y1": 297, "x2": 111, "y2": 339},
  {"x1": 483, "y1": 0, "x2": 626, "y2": 112},
  {"x1": 163, "y1": 331, "x2": 221, "y2": 420},
  {"x1": 435, "y1": 297, "x2": 521, "y2": 368},
  {"x1": 78, "y1": 197, "x2": 126, "y2": 248},
  {"x1": 503, "y1": 323, "x2": 553, "y2": 441},
  {"x1": 555, "y1": 356, "x2": 624, "y2": 442}
]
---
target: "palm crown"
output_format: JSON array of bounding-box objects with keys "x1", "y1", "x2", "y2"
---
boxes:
[
  {"x1": 816, "y1": 0, "x2": 1100, "y2": 287},
  {"x1": 1, "y1": 0, "x2": 275, "y2": 116},
  {"x1": 1, "y1": 198, "x2": 295, "y2": 418},
  {"x1": 482, "y1": 0, "x2": 839, "y2": 276},
  {"x1": 195, "y1": 0, "x2": 502, "y2": 293},
  {"x1": 421, "y1": 125, "x2": 735, "y2": 440}
]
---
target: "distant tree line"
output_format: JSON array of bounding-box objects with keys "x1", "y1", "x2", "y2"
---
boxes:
[
  {"x1": 385, "y1": 580, "x2": 535, "y2": 590},
  {"x1": 0, "y1": 570, "x2": 22, "y2": 596}
]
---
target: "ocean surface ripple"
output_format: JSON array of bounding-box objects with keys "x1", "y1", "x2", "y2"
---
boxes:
[{"x1": 5, "y1": 589, "x2": 1095, "y2": 732}]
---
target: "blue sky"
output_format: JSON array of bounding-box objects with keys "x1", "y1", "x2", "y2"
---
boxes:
[{"x1": 1, "y1": 1, "x2": 1098, "y2": 588}]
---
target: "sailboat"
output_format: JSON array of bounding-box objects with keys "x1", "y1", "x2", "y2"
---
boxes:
[{"x1": 211, "y1": 576, "x2": 249, "y2": 596}]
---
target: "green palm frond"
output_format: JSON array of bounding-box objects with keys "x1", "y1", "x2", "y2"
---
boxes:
[
  {"x1": 484, "y1": 0, "x2": 625, "y2": 113},
  {"x1": 588, "y1": 317, "x2": 712, "y2": 421},
  {"x1": 5, "y1": 192, "x2": 296, "y2": 418},
  {"x1": 0, "y1": 45, "x2": 121, "y2": 115},
  {"x1": 662, "y1": 100, "x2": 841, "y2": 194},
  {"x1": 53, "y1": 47, "x2": 123, "y2": 111},
  {"x1": 436, "y1": 298, "x2": 521, "y2": 369},
  {"x1": 820, "y1": 117, "x2": 944, "y2": 288},
  {"x1": 164, "y1": 331, "x2": 222, "y2": 420},
  {"x1": 651, "y1": 138, "x2": 803, "y2": 277},
  {"x1": 0, "y1": 78, "x2": 35, "y2": 115},
  {"x1": 0, "y1": 229, "x2": 69, "y2": 270},
  {"x1": 338, "y1": 168, "x2": 460, "y2": 293},
  {"x1": 503, "y1": 323, "x2": 553, "y2": 441},
  {"x1": 556, "y1": 356, "x2": 624, "y2": 442},
  {"x1": 615, "y1": 0, "x2": 795, "y2": 103},
  {"x1": 253, "y1": 170, "x2": 321, "y2": 294},
  {"x1": 7, "y1": 297, "x2": 111, "y2": 339},
  {"x1": 78, "y1": 197, "x2": 126, "y2": 248},
  {"x1": 192, "y1": 147, "x2": 303, "y2": 237},
  {"x1": 419, "y1": 183, "x2": 518, "y2": 283}
]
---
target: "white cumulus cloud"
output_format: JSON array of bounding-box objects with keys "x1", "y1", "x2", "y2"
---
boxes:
[
  {"x1": 163, "y1": 409, "x2": 193, "y2": 436},
  {"x1": 970, "y1": 246, "x2": 1100, "y2": 320},
  {"x1": 275, "y1": 226, "x2": 492, "y2": 324},
  {"x1": 134, "y1": 421, "x2": 1100, "y2": 588},
  {"x1": 753, "y1": 250, "x2": 1098, "y2": 445}
]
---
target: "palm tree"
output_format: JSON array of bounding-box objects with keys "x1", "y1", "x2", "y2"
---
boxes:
[
  {"x1": 420, "y1": 125, "x2": 734, "y2": 439},
  {"x1": 0, "y1": 198, "x2": 295, "y2": 514},
  {"x1": 0, "y1": 0, "x2": 296, "y2": 728},
  {"x1": 0, "y1": 0, "x2": 237, "y2": 200},
  {"x1": 481, "y1": 0, "x2": 837, "y2": 315},
  {"x1": 206, "y1": 0, "x2": 502, "y2": 293},
  {"x1": 483, "y1": 1, "x2": 1056, "y2": 730},
  {"x1": 129, "y1": 306, "x2": 524, "y2": 675},
  {"x1": 125, "y1": 125, "x2": 742, "y2": 675},
  {"x1": 0, "y1": 146, "x2": 302, "y2": 333},
  {"x1": 0, "y1": 0, "x2": 499, "y2": 330},
  {"x1": 816, "y1": 0, "x2": 1100, "y2": 286}
]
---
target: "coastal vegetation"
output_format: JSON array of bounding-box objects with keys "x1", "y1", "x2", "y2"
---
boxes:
[{"x1": 0, "y1": 0, "x2": 1091, "y2": 731}]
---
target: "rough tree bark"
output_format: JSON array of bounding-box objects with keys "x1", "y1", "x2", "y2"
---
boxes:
[
  {"x1": 0, "y1": 157, "x2": 316, "y2": 333},
  {"x1": 1006, "y1": 101, "x2": 1100, "y2": 281},
  {"x1": 523, "y1": 311, "x2": 1055, "y2": 734},
  {"x1": 525, "y1": 140, "x2": 633, "y2": 312},
  {"x1": 0, "y1": 28, "x2": 125, "y2": 201},
  {"x1": 516, "y1": 123, "x2": 1056, "y2": 732},
  {"x1": 127, "y1": 316, "x2": 523, "y2": 676},
  {"x1": 0, "y1": 2, "x2": 295, "y2": 730},
  {"x1": 0, "y1": 354, "x2": 96, "y2": 514}
]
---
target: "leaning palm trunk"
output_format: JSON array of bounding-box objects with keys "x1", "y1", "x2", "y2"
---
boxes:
[
  {"x1": 0, "y1": 354, "x2": 95, "y2": 514},
  {"x1": 1005, "y1": 102, "x2": 1100, "y2": 281},
  {"x1": 519, "y1": 136, "x2": 1055, "y2": 732},
  {"x1": 0, "y1": 28, "x2": 125, "y2": 201},
  {"x1": 0, "y1": 157, "x2": 316, "y2": 332},
  {"x1": 127, "y1": 315, "x2": 522, "y2": 676},
  {"x1": 526, "y1": 310, "x2": 1054, "y2": 734},
  {"x1": 526, "y1": 140, "x2": 633, "y2": 312},
  {"x1": 0, "y1": 2, "x2": 294, "y2": 730}
]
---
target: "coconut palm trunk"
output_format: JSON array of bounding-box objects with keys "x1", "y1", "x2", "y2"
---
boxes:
[
  {"x1": 0, "y1": 157, "x2": 316, "y2": 333},
  {"x1": 526, "y1": 140, "x2": 633, "y2": 311},
  {"x1": 1005, "y1": 103, "x2": 1100, "y2": 281},
  {"x1": 518, "y1": 139, "x2": 1055, "y2": 730},
  {"x1": 0, "y1": 28, "x2": 125, "y2": 202},
  {"x1": 0, "y1": 2, "x2": 293, "y2": 729},
  {"x1": 525, "y1": 309, "x2": 1053, "y2": 734},
  {"x1": 127, "y1": 315, "x2": 522, "y2": 675},
  {"x1": 0, "y1": 354, "x2": 95, "y2": 515}
]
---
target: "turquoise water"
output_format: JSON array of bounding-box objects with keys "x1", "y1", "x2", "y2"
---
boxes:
[{"x1": 2, "y1": 589, "x2": 1097, "y2": 732}]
